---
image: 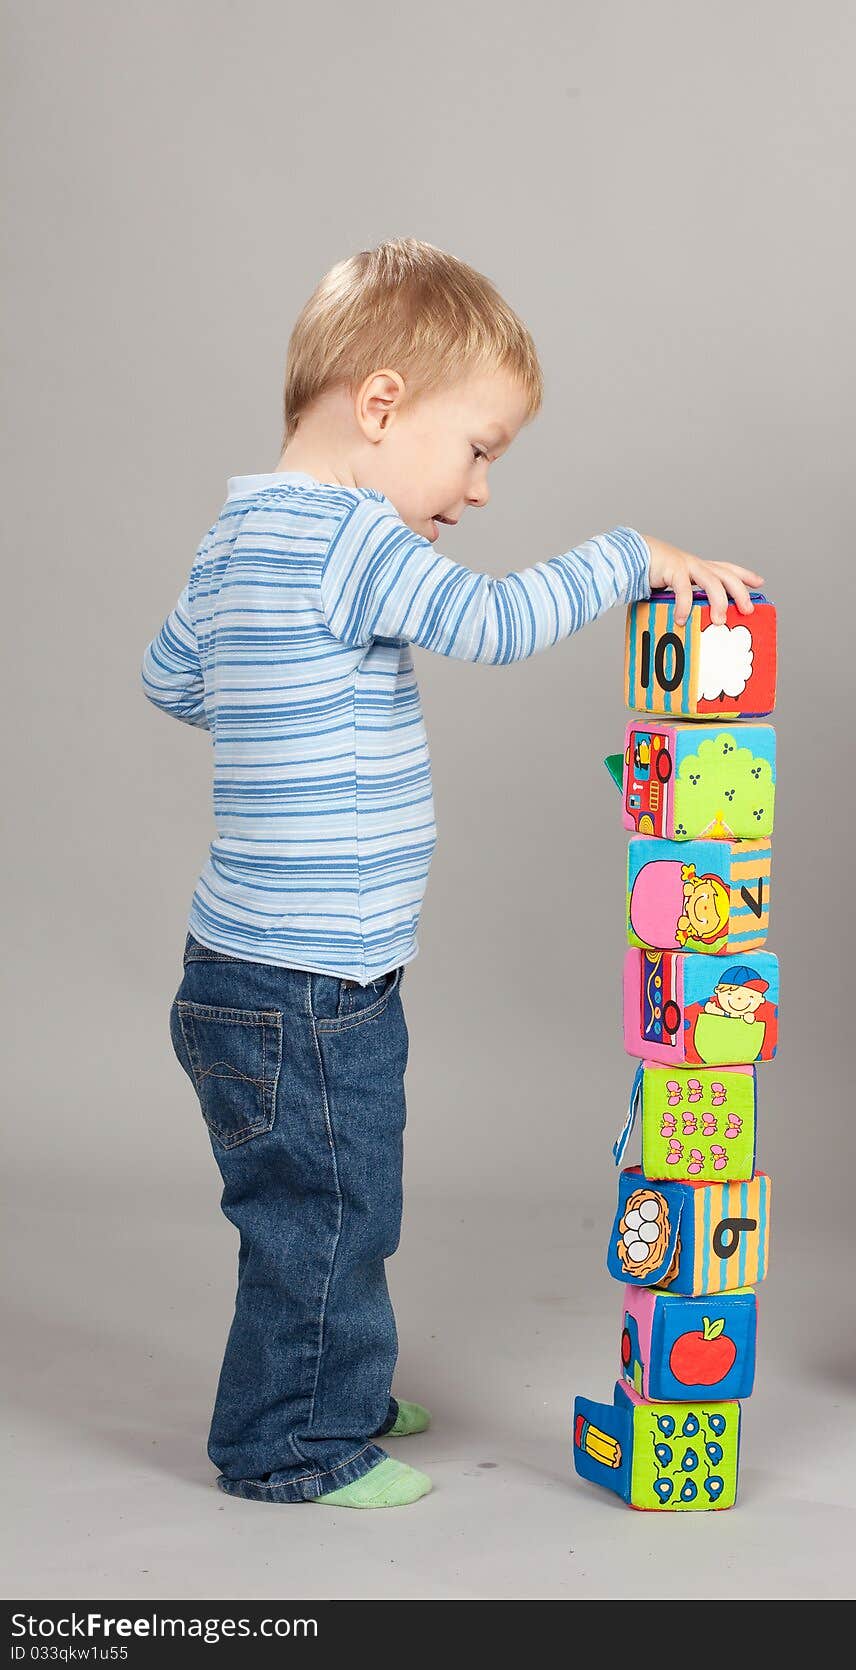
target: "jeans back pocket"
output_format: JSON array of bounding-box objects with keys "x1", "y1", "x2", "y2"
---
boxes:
[{"x1": 171, "y1": 1000, "x2": 283, "y2": 1149}]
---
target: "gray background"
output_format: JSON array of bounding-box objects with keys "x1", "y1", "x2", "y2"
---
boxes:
[{"x1": 3, "y1": 0, "x2": 854, "y2": 1601}]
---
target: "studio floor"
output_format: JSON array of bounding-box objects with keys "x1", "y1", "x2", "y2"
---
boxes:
[{"x1": 4, "y1": 1180, "x2": 854, "y2": 1601}]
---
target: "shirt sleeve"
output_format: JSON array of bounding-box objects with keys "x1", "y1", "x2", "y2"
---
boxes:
[
  {"x1": 320, "y1": 494, "x2": 651, "y2": 662},
  {"x1": 141, "y1": 581, "x2": 210, "y2": 729}
]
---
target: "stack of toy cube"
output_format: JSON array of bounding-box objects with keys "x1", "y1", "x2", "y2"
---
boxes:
[{"x1": 573, "y1": 589, "x2": 778, "y2": 1511}]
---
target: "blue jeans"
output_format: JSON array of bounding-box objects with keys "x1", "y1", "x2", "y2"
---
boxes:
[{"x1": 168, "y1": 931, "x2": 409, "y2": 1502}]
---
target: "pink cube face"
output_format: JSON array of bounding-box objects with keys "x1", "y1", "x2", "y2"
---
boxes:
[
  {"x1": 621, "y1": 722, "x2": 677, "y2": 839},
  {"x1": 623, "y1": 948, "x2": 687, "y2": 1065},
  {"x1": 620, "y1": 1287, "x2": 656, "y2": 1398}
]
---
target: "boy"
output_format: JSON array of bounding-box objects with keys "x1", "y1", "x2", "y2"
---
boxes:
[{"x1": 142, "y1": 238, "x2": 763, "y2": 1509}]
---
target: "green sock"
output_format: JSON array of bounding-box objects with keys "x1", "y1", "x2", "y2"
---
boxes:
[
  {"x1": 386, "y1": 1399, "x2": 431, "y2": 1436},
  {"x1": 312, "y1": 1456, "x2": 432, "y2": 1509}
]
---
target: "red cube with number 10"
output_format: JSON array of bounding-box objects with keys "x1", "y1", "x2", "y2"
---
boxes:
[{"x1": 625, "y1": 593, "x2": 776, "y2": 719}]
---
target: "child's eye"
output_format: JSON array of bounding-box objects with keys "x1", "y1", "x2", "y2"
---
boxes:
[{"x1": 472, "y1": 446, "x2": 488, "y2": 463}]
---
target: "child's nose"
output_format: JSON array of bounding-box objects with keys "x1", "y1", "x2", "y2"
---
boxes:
[{"x1": 467, "y1": 484, "x2": 490, "y2": 508}]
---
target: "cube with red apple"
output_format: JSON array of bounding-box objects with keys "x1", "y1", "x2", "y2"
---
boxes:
[{"x1": 620, "y1": 1284, "x2": 757, "y2": 1401}]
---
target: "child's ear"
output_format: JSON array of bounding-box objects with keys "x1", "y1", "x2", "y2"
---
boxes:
[{"x1": 356, "y1": 370, "x2": 406, "y2": 440}]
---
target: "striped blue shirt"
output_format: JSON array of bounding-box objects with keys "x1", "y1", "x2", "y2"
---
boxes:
[{"x1": 141, "y1": 471, "x2": 651, "y2": 980}]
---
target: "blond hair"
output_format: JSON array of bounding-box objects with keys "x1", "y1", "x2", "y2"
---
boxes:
[{"x1": 281, "y1": 238, "x2": 543, "y2": 446}]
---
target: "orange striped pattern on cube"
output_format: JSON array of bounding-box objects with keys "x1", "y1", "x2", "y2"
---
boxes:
[
  {"x1": 727, "y1": 839, "x2": 772, "y2": 950},
  {"x1": 625, "y1": 602, "x2": 704, "y2": 717},
  {"x1": 691, "y1": 1173, "x2": 771, "y2": 1294}
]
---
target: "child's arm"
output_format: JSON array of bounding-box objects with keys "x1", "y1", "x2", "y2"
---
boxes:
[
  {"x1": 321, "y1": 498, "x2": 762, "y2": 661},
  {"x1": 141, "y1": 581, "x2": 210, "y2": 728},
  {"x1": 322, "y1": 499, "x2": 649, "y2": 660}
]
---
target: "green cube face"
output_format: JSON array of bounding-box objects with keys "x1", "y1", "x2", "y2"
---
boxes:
[
  {"x1": 627, "y1": 1392, "x2": 740, "y2": 1510},
  {"x1": 639, "y1": 1064, "x2": 756, "y2": 1183},
  {"x1": 621, "y1": 720, "x2": 776, "y2": 842},
  {"x1": 574, "y1": 1385, "x2": 742, "y2": 1511}
]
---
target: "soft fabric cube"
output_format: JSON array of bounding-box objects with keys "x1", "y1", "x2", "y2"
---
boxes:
[
  {"x1": 625, "y1": 592, "x2": 777, "y2": 719},
  {"x1": 607, "y1": 1164, "x2": 771, "y2": 1295},
  {"x1": 623, "y1": 947, "x2": 779, "y2": 1066},
  {"x1": 573, "y1": 1382, "x2": 741, "y2": 1510},
  {"x1": 614, "y1": 1062, "x2": 757, "y2": 1182},
  {"x1": 627, "y1": 835, "x2": 771, "y2": 955},
  {"x1": 620, "y1": 1284, "x2": 757, "y2": 1401},
  {"x1": 618, "y1": 720, "x2": 776, "y2": 841}
]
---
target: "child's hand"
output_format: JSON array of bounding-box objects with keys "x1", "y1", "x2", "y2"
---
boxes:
[{"x1": 642, "y1": 535, "x2": 764, "y2": 627}]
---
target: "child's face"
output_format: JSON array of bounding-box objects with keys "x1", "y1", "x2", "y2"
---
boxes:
[
  {"x1": 366, "y1": 368, "x2": 531, "y2": 543},
  {"x1": 686, "y1": 881, "x2": 720, "y2": 935},
  {"x1": 714, "y1": 984, "x2": 763, "y2": 1017}
]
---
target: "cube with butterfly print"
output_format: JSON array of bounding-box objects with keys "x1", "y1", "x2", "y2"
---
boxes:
[{"x1": 613, "y1": 1062, "x2": 757, "y2": 1183}]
